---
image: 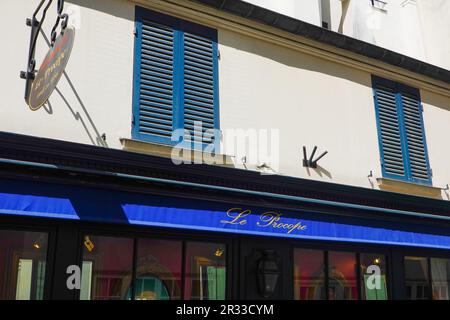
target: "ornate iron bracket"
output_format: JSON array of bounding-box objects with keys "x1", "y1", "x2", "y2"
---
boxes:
[{"x1": 20, "y1": 0, "x2": 69, "y2": 102}]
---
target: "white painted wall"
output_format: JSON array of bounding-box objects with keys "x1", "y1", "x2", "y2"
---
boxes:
[
  {"x1": 420, "y1": 89, "x2": 450, "y2": 197},
  {"x1": 0, "y1": 0, "x2": 449, "y2": 197},
  {"x1": 244, "y1": 0, "x2": 449, "y2": 69},
  {"x1": 244, "y1": 0, "x2": 321, "y2": 26},
  {"x1": 218, "y1": 29, "x2": 381, "y2": 189},
  {"x1": 0, "y1": 0, "x2": 135, "y2": 148},
  {"x1": 417, "y1": 0, "x2": 450, "y2": 70},
  {"x1": 329, "y1": 0, "x2": 447, "y2": 69}
]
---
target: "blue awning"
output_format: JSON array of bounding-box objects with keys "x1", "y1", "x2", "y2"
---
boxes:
[{"x1": 0, "y1": 178, "x2": 450, "y2": 249}]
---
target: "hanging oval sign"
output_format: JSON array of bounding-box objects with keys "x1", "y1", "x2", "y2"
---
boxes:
[{"x1": 28, "y1": 27, "x2": 75, "y2": 111}]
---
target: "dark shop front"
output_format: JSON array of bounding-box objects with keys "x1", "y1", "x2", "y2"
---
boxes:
[{"x1": 0, "y1": 132, "x2": 450, "y2": 300}]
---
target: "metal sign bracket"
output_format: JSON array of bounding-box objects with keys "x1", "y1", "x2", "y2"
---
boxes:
[{"x1": 20, "y1": 0, "x2": 69, "y2": 103}]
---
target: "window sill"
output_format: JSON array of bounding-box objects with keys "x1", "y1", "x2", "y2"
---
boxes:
[
  {"x1": 120, "y1": 138, "x2": 235, "y2": 167},
  {"x1": 376, "y1": 177, "x2": 442, "y2": 199}
]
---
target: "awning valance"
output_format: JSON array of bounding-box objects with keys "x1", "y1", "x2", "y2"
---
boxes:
[{"x1": 1, "y1": 178, "x2": 450, "y2": 249}]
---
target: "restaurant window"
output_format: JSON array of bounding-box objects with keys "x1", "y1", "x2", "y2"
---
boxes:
[
  {"x1": 293, "y1": 249, "x2": 389, "y2": 300},
  {"x1": 328, "y1": 251, "x2": 358, "y2": 300},
  {"x1": 80, "y1": 235, "x2": 134, "y2": 300},
  {"x1": 372, "y1": 75, "x2": 431, "y2": 185},
  {"x1": 185, "y1": 242, "x2": 226, "y2": 300},
  {"x1": 0, "y1": 230, "x2": 48, "y2": 300},
  {"x1": 80, "y1": 235, "x2": 226, "y2": 300},
  {"x1": 360, "y1": 253, "x2": 388, "y2": 300},
  {"x1": 133, "y1": 238, "x2": 182, "y2": 300},
  {"x1": 293, "y1": 249, "x2": 326, "y2": 300},
  {"x1": 132, "y1": 7, "x2": 219, "y2": 151},
  {"x1": 430, "y1": 258, "x2": 450, "y2": 300},
  {"x1": 404, "y1": 256, "x2": 430, "y2": 300}
]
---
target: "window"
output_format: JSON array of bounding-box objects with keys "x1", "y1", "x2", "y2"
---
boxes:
[
  {"x1": 360, "y1": 253, "x2": 388, "y2": 300},
  {"x1": 431, "y1": 258, "x2": 450, "y2": 300},
  {"x1": 404, "y1": 256, "x2": 450, "y2": 300},
  {"x1": 372, "y1": 76, "x2": 431, "y2": 185},
  {"x1": 370, "y1": 0, "x2": 388, "y2": 11},
  {"x1": 0, "y1": 230, "x2": 48, "y2": 300},
  {"x1": 80, "y1": 235, "x2": 134, "y2": 300},
  {"x1": 133, "y1": 238, "x2": 182, "y2": 300},
  {"x1": 293, "y1": 249, "x2": 388, "y2": 300},
  {"x1": 293, "y1": 249, "x2": 326, "y2": 300},
  {"x1": 132, "y1": 7, "x2": 219, "y2": 151},
  {"x1": 404, "y1": 256, "x2": 430, "y2": 300},
  {"x1": 328, "y1": 251, "x2": 358, "y2": 300},
  {"x1": 185, "y1": 242, "x2": 226, "y2": 300},
  {"x1": 80, "y1": 235, "x2": 226, "y2": 300}
]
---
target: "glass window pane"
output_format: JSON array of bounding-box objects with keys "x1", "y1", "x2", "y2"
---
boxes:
[
  {"x1": 80, "y1": 235, "x2": 133, "y2": 300},
  {"x1": 431, "y1": 258, "x2": 450, "y2": 300},
  {"x1": 185, "y1": 242, "x2": 226, "y2": 300},
  {"x1": 132, "y1": 238, "x2": 182, "y2": 300},
  {"x1": 404, "y1": 256, "x2": 430, "y2": 300},
  {"x1": 328, "y1": 251, "x2": 358, "y2": 300},
  {"x1": 0, "y1": 230, "x2": 48, "y2": 300},
  {"x1": 360, "y1": 253, "x2": 388, "y2": 300},
  {"x1": 293, "y1": 249, "x2": 326, "y2": 300}
]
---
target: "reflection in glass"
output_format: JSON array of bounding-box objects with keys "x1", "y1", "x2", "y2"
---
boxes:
[
  {"x1": 185, "y1": 242, "x2": 226, "y2": 300},
  {"x1": 293, "y1": 249, "x2": 326, "y2": 300},
  {"x1": 132, "y1": 239, "x2": 182, "y2": 300},
  {"x1": 360, "y1": 253, "x2": 388, "y2": 300},
  {"x1": 80, "y1": 235, "x2": 133, "y2": 300},
  {"x1": 404, "y1": 256, "x2": 430, "y2": 300},
  {"x1": 328, "y1": 251, "x2": 358, "y2": 300},
  {"x1": 431, "y1": 258, "x2": 450, "y2": 300},
  {"x1": 0, "y1": 230, "x2": 48, "y2": 300}
]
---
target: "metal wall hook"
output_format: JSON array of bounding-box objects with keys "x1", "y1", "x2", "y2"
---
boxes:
[{"x1": 302, "y1": 146, "x2": 328, "y2": 168}]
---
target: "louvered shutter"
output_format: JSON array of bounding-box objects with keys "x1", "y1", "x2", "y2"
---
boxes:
[
  {"x1": 400, "y1": 90, "x2": 431, "y2": 182},
  {"x1": 374, "y1": 82, "x2": 406, "y2": 178},
  {"x1": 183, "y1": 32, "x2": 216, "y2": 145},
  {"x1": 136, "y1": 20, "x2": 175, "y2": 140},
  {"x1": 133, "y1": 8, "x2": 219, "y2": 149},
  {"x1": 373, "y1": 76, "x2": 431, "y2": 184}
]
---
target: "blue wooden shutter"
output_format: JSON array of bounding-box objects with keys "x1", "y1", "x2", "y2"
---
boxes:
[
  {"x1": 373, "y1": 79, "x2": 407, "y2": 179},
  {"x1": 136, "y1": 19, "x2": 175, "y2": 141},
  {"x1": 133, "y1": 7, "x2": 219, "y2": 149},
  {"x1": 184, "y1": 32, "x2": 218, "y2": 148},
  {"x1": 373, "y1": 76, "x2": 431, "y2": 184},
  {"x1": 399, "y1": 88, "x2": 431, "y2": 183},
  {"x1": 183, "y1": 32, "x2": 217, "y2": 146}
]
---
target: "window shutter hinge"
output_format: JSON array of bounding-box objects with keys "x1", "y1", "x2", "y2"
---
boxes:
[
  {"x1": 133, "y1": 27, "x2": 138, "y2": 37},
  {"x1": 217, "y1": 49, "x2": 221, "y2": 60},
  {"x1": 132, "y1": 115, "x2": 136, "y2": 126}
]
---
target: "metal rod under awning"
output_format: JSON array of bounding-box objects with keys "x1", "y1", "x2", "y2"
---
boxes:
[{"x1": 0, "y1": 157, "x2": 449, "y2": 222}]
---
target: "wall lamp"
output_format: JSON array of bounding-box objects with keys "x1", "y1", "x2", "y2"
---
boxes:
[{"x1": 256, "y1": 250, "x2": 280, "y2": 298}]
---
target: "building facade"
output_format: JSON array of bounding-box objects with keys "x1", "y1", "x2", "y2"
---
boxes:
[{"x1": 0, "y1": 0, "x2": 449, "y2": 300}]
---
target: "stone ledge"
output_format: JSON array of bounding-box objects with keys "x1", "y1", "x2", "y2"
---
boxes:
[
  {"x1": 377, "y1": 177, "x2": 443, "y2": 199},
  {"x1": 120, "y1": 138, "x2": 235, "y2": 167}
]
